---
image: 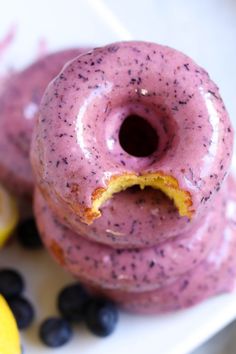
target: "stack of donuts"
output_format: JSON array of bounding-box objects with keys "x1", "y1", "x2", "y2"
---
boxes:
[{"x1": 1, "y1": 41, "x2": 236, "y2": 314}]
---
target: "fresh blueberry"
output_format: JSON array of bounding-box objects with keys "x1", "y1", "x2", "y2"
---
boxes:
[
  {"x1": 58, "y1": 283, "x2": 90, "y2": 322},
  {"x1": 39, "y1": 317, "x2": 72, "y2": 348},
  {"x1": 85, "y1": 298, "x2": 119, "y2": 337},
  {"x1": 7, "y1": 296, "x2": 34, "y2": 329},
  {"x1": 17, "y1": 218, "x2": 43, "y2": 249},
  {"x1": 0, "y1": 269, "x2": 24, "y2": 297}
]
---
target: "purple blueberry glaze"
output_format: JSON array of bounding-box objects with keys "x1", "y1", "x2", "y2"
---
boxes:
[
  {"x1": 31, "y1": 41, "x2": 233, "y2": 244},
  {"x1": 34, "y1": 176, "x2": 236, "y2": 313},
  {"x1": 0, "y1": 48, "x2": 87, "y2": 198},
  {"x1": 30, "y1": 41, "x2": 235, "y2": 314},
  {"x1": 35, "y1": 181, "x2": 226, "y2": 292},
  {"x1": 97, "y1": 212, "x2": 236, "y2": 314},
  {"x1": 51, "y1": 187, "x2": 194, "y2": 248}
]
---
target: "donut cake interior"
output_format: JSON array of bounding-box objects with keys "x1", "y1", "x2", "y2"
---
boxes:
[{"x1": 88, "y1": 173, "x2": 193, "y2": 225}]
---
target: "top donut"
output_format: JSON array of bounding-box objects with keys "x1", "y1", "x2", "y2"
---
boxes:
[{"x1": 31, "y1": 41, "x2": 233, "y2": 230}]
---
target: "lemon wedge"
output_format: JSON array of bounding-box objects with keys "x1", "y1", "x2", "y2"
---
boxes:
[
  {"x1": 0, "y1": 184, "x2": 19, "y2": 247},
  {"x1": 0, "y1": 295, "x2": 21, "y2": 354}
]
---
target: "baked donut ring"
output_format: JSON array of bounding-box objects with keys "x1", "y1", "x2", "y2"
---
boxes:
[
  {"x1": 31, "y1": 41, "x2": 233, "y2": 241},
  {"x1": 53, "y1": 187, "x2": 194, "y2": 248},
  {"x1": 34, "y1": 177, "x2": 236, "y2": 312},
  {"x1": 92, "y1": 227, "x2": 236, "y2": 314},
  {"x1": 34, "y1": 185, "x2": 224, "y2": 292},
  {"x1": 0, "y1": 48, "x2": 87, "y2": 198}
]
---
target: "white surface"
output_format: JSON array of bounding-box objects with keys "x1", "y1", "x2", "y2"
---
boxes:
[
  {"x1": 0, "y1": 1, "x2": 236, "y2": 353},
  {"x1": 192, "y1": 321, "x2": 236, "y2": 354}
]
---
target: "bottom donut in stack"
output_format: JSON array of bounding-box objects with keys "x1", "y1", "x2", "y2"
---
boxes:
[{"x1": 34, "y1": 177, "x2": 236, "y2": 314}]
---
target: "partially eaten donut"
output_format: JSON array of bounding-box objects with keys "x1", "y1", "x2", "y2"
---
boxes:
[{"x1": 88, "y1": 173, "x2": 193, "y2": 225}]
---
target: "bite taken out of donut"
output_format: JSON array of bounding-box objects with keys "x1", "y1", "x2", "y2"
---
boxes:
[
  {"x1": 34, "y1": 182, "x2": 226, "y2": 293},
  {"x1": 31, "y1": 41, "x2": 233, "y2": 244},
  {"x1": 0, "y1": 48, "x2": 89, "y2": 199},
  {"x1": 34, "y1": 176, "x2": 236, "y2": 314}
]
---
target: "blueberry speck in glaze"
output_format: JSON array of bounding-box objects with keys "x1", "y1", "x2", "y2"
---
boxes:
[
  {"x1": 39, "y1": 317, "x2": 73, "y2": 348},
  {"x1": 85, "y1": 298, "x2": 118, "y2": 337},
  {"x1": 0, "y1": 269, "x2": 24, "y2": 297},
  {"x1": 58, "y1": 283, "x2": 90, "y2": 322},
  {"x1": 17, "y1": 218, "x2": 43, "y2": 249},
  {"x1": 7, "y1": 296, "x2": 34, "y2": 329}
]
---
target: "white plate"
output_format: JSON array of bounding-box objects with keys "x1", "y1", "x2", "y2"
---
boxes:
[{"x1": 1, "y1": 1, "x2": 236, "y2": 353}]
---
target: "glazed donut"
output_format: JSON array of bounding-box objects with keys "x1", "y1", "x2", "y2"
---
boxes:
[
  {"x1": 93, "y1": 228, "x2": 236, "y2": 314},
  {"x1": 31, "y1": 41, "x2": 233, "y2": 245},
  {"x1": 0, "y1": 48, "x2": 87, "y2": 198},
  {"x1": 52, "y1": 187, "x2": 193, "y2": 248},
  {"x1": 34, "y1": 184, "x2": 224, "y2": 292},
  {"x1": 34, "y1": 177, "x2": 236, "y2": 313}
]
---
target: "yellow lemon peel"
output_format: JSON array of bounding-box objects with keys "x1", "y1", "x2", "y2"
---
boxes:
[
  {"x1": 0, "y1": 184, "x2": 19, "y2": 247},
  {"x1": 0, "y1": 295, "x2": 21, "y2": 354}
]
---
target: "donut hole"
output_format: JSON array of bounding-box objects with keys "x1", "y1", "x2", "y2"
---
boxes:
[{"x1": 119, "y1": 115, "x2": 158, "y2": 157}]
